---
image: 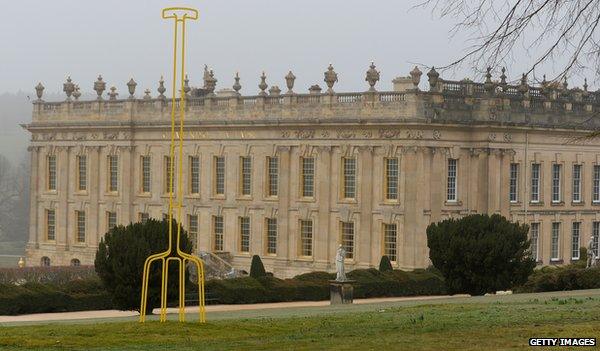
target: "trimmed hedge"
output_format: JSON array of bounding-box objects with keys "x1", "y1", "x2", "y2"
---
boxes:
[
  {"x1": 1, "y1": 268, "x2": 446, "y2": 315},
  {"x1": 0, "y1": 277, "x2": 112, "y2": 315},
  {"x1": 0, "y1": 265, "x2": 97, "y2": 285},
  {"x1": 200, "y1": 268, "x2": 446, "y2": 304},
  {"x1": 515, "y1": 265, "x2": 600, "y2": 293}
]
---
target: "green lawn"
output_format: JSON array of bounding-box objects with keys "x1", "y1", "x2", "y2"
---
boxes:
[{"x1": 1, "y1": 290, "x2": 600, "y2": 350}]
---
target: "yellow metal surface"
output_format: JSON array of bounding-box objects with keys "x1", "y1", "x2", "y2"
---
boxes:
[{"x1": 139, "y1": 7, "x2": 205, "y2": 323}]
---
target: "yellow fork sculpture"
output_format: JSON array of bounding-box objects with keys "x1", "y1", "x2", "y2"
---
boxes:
[{"x1": 139, "y1": 7, "x2": 205, "y2": 323}]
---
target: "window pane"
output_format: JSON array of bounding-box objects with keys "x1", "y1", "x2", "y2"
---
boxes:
[
  {"x1": 552, "y1": 164, "x2": 561, "y2": 203},
  {"x1": 109, "y1": 155, "x2": 118, "y2": 192},
  {"x1": 530, "y1": 223, "x2": 539, "y2": 262},
  {"x1": 300, "y1": 220, "x2": 313, "y2": 256},
  {"x1": 190, "y1": 156, "x2": 200, "y2": 194},
  {"x1": 164, "y1": 156, "x2": 175, "y2": 193},
  {"x1": 572, "y1": 164, "x2": 581, "y2": 203},
  {"x1": 214, "y1": 216, "x2": 224, "y2": 251},
  {"x1": 215, "y1": 157, "x2": 225, "y2": 195},
  {"x1": 78, "y1": 155, "x2": 87, "y2": 191},
  {"x1": 341, "y1": 221, "x2": 354, "y2": 259},
  {"x1": 343, "y1": 158, "x2": 356, "y2": 199},
  {"x1": 509, "y1": 163, "x2": 518, "y2": 202},
  {"x1": 593, "y1": 222, "x2": 600, "y2": 259},
  {"x1": 241, "y1": 157, "x2": 252, "y2": 195},
  {"x1": 594, "y1": 165, "x2": 600, "y2": 202},
  {"x1": 551, "y1": 222, "x2": 560, "y2": 260},
  {"x1": 385, "y1": 158, "x2": 398, "y2": 200},
  {"x1": 76, "y1": 210, "x2": 86, "y2": 243},
  {"x1": 107, "y1": 211, "x2": 117, "y2": 230},
  {"x1": 240, "y1": 217, "x2": 250, "y2": 252},
  {"x1": 266, "y1": 218, "x2": 277, "y2": 254},
  {"x1": 572, "y1": 222, "x2": 580, "y2": 260},
  {"x1": 447, "y1": 159, "x2": 457, "y2": 201},
  {"x1": 267, "y1": 157, "x2": 278, "y2": 196},
  {"x1": 48, "y1": 155, "x2": 56, "y2": 190},
  {"x1": 302, "y1": 157, "x2": 315, "y2": 197},
  {"x1": 188, "y1": 215, "x2": 198, "y2": 252},
  {"x1": 383, "y1": 223, "x2": 397, "y2": 262},
  {"x1": 47, "y1": 209, "x2": 55, "y2": 241},
  {"x1": 531, "y1": 163, "x2": 540, "y2": 202},
  {"x1": 142, "y1": 156, "x2": 151, "y2": 193}
]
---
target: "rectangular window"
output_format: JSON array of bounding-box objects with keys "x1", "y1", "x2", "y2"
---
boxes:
[
  {"x1": 552, "y1": 164, "x2": 562, "y2": 203},
  {"x1": 267, "y1": 157, "x2": 278, "y2": 197},
  {"x1": 509, "y1": 163, "x2": 518, "y2": 203},
  {"x1": 240, "y1": 217, "x2": 250, "y2": 253},
  {"x1": 213, "y1": 216, "x2": 224, "y2": 251},
  {"x1": 76, "y1": 210, "x2": 86, "y2": 243},
  {"x1": 77, "y1": 155, "x2": 87, "y2": 191},
  {"x1": 240, "y1": 156, "x2": 252, "y2": 196},
  {"x1": 551, "y1": 222, "x2": 560, "y2": 261},
  {"x1": 108, "y1": 155, "x2": 118, "y2": 192},
  {"x1": 572, "y1": 222, "x2": 581, "y2": 260},
  {"x1": 188, "y1": 214, "x2": 198, "y2": 252},
  {"x1": 139, "y1": 212, "x2": 149, "y2": 223},
  {"x1": 385, "y1": 158, "x2": 399, "y2": 200},
  {"x1": 47, "y1": 155, "x2": 56, "y2": 191},
  {"x1": 300, "y1": 220, "x2": 313, "y2": 257},
  {"x1": 214, "y1": 156, "x2": 225, "y2": 195},
  {"x1": 593, "y1": 222, "x2": 600, "y2": 259},
  {"x1": 301, "y1": 157, "x2": 315, "y2": 197},
  {"x1": 164, "y1": 156, "x2": 174, "y2": 194},
  {"x1": 572, "y1": 164, "x2": 582, "y2": 203},
  {"x1": 447, "y1": 158, "x2": 457, "y2": 202},
  {"x1": 383, "y1": 223, "x2": 397, "y2": 262},
  {"x1": 266, "y1": 218, "x2": 277, "y2": 254},
  {"x1": 46, "y1": 209, "x2": 55, "y2": 241},
  {"x1": 341, "y1": 221, "x2": 354, "y2": 259},
  {"x1": 530, "y1": 222, "x2": 539, "y2": 262},
  {"x1": 531, "y1": 163, "x2": 541, "y2": 202},
  {"x1": 107, "y1": 211, "x2": 117, "y2": 230},
  {"x1": 190, "y1": 156, "x2": 200, "y2": 195},
  {"x1": 594, "y1": 165, "x2": 600, "y2": 203},
  {"x1": 342, "y1": 157, "x2": 356, "y2": 199},
  {"x1": 141, "y1": 156, "x2": 151, "y2": 193}
]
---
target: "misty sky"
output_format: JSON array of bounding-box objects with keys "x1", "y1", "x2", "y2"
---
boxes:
[{"x1": 0, "y1": 0, "x2": 584, "y2": 98}]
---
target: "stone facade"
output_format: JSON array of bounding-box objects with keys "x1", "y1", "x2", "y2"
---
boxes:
[{"x1": 23, "y1": 66, "x2": 600, "y2": 277}]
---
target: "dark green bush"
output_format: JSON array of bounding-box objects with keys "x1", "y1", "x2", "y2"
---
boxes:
[
  {"x1": 293, "y1": 271, "x2": 335, "y2": 282},
  {"x1": 427, "y1": 214, "x2": 535, "y2": 296},
  {"x1": 515, "y1": 265, "x2": 600, "y2": 293},
  {"x1": 0, "y1": 278, "x2": 112, "y2": 315},
  {"x1": 249, "y1": 255, "x2": 267, "y2": 278},
  {"x1": 95, "y1": 219, "x2": 193, "y2": 313},
  {"x1": 378, "y1": 256, "x2": 393, "y2": 272}
]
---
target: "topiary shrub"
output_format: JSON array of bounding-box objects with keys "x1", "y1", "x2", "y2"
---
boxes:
[
  {"x1": 427, "y1": 214, "x2": 535, "y2": 296},
  {"x1": 379, "y1": 256, "x2": 393, "y2": 272},
  {"x1": 94, "y1": 219, "x2": 193, "y2": 314},
  {"x1": 249, "y1": 255, "x2": 267, "y2": 278}
]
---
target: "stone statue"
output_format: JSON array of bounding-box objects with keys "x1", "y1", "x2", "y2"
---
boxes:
[
  {"x1": 335, "y1": 245, "x2": 347, "y2": 281},
  {"x1": 587, "y1": 238, "x2": 597, "y2": 268}
]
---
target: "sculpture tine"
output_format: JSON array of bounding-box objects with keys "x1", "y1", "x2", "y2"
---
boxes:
[{"x1": 139, "y1": 7, "x2": 205, "y2": 324}]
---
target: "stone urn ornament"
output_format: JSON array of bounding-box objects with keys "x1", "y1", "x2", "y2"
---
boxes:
[
  {"x1": 157, "y1": 76, "x2": 166, "y2": 100},
  {"x1": 324, "y1": 63, "x2": 338, "y2": 94},
  {"x1": 127, "y1": 78, "x2": 137, "y2": 99},
  {"x1": 410, "y1": 66, "x2": 422, "y2": 90},
  {"x1": 258, "y1": 71, "x2": 268, "y2": 96},
  {"x1": 94, "y1": 75, "x2": 106, "y2": 100},
  {"x1": 232, "y1": 72, "x2": 242, "y2": 95},
  {"x1": 365, "y1": 61, "x2": 380, "y2": 92},
  {"x1": 73, "y1": 85, "x2": 81, "y2": 100},
  {"x1": 35, "y1": 82, "x2": 45, "y2": 101},
  {"x1": 285, "y1": 70, "x2": 296, "y2": 94},
  {"x1": 108, "y1": 86, "x2": 118, "y2": 101},
  {"x1": 63, "y1": 76, "x2": 75, "y2": 100}
]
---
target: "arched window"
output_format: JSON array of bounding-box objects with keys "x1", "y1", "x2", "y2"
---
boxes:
[
  {"x1": 41, "y1": 256, "x2": 51, "y2": 267},
  {"x1": 70, "y1": 258, "x2": 81, "y2": 267}
]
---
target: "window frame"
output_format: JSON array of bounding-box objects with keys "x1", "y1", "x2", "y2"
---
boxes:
[
  {"x1": 299, "y1": 219, "x2": 313, "y2": 257},
  {"x1": 141, "y1": 155, "x2": 151, "y2": 194},
  {"x1": 107, "y1": 155, "x2": 119, "y2": 193},
  {"x1": 384, "y1": 157, "x2": 399, "y2": 201},
  {"x1": 571, "y1": 222, "x2": 581, "y2": 260},
  {"x1": 266, "y1": 156, "x2": 279, "y2": 197},
  {"x1": 551, "y1": 222, "x2": 561, "y2": 261},
  {"x1": 530, "y1": 222, "x2": 539, "y2": 262},
  {"x1": 383, "y1": 223, "x2": 398, "y2": 262},
  {"x1": 446, "y1": 158, "x2": 458, "y2": 202},
  {"x1": 47, "y1": 155, "x2": 57, "y2": 191},
  {"x1": 189, "y1": 156, "x2": 200, "y2": 195},
  {"x1": 240, "y1": 156, "x2": 252, "y2": 196},
  {"x1": 239, "y1": 216, "x2": 251, "y2": 253},
  {"x1": 531, "y1": 163, "x2": 541, "y2": 203},
  {"x1": 509, "y1": 163, "x2": 519, "y2": 203},
  {"x1": 77, "y1": 155, "x2": 87, "y2": 192},
  {"x1": 572, "y1": 164, "x2": 582, "y2": 203},
  {"x1": 75, "y1": 210, "x2": 86, "y2": 243},
  {"x1": 300, "y1": 156, "x2": 315, "y2": 198},
  {"x1": 46, "y1": 209, "x2": 56, "y2": 241},
  {"x1": 551, "y1": 163, "x2": 562, "y2": 203},
  {"x1": 340, "y1": 221, "x2": 355, "y2": 260},
  {"x1": 266, "y1": 217, "x2": 277, "y2": 255},
  {"x1": 214, "y1": 156, "x2": 225, "y2": 196},
  {"x1": 213, "y1": 215, "x2": 224, "y2": 251}
]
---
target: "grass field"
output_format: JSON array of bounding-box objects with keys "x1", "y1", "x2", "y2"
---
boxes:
[{"x1": 1, "y1": 290, "x2": 599, "y2": 350}]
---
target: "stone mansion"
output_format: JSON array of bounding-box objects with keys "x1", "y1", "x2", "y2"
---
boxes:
[{"x1": 23, "y1": 63, "x2": 600, "y2": 277}]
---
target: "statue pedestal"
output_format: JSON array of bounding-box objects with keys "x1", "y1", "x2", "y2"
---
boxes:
[{"x1": 329, "y1": 280, "x2": 355, "y2": 305}]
